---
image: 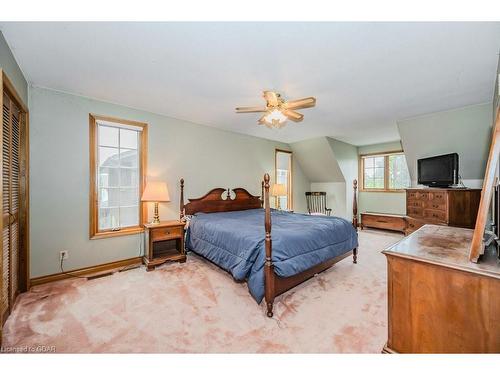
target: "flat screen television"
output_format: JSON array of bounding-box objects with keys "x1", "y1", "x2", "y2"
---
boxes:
[{"x1": 417, "y1": 153, "x2": 459, "y2": 187}]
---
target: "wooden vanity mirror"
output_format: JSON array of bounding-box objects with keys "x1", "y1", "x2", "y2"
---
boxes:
[{"x1": 469, "y1": 105, "x2": 500, "y2": 262}]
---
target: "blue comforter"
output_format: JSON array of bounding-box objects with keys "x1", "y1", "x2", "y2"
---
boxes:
[{"x1": 186, "y1": 209, "x2": 358, "y2": 303}]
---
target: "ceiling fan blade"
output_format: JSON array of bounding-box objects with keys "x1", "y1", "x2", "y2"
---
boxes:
[
  {"x1": 282, "y1": 109, "x2": 304, "y2": 122},
  {"x1": 263, "y1": 91, "x2": 279, "y2": 107},
  {"x1": 235, "y1": 106, "x2": 267, "y2": 113},
  {"x1": 284, "y1": 97, "x2": 316, "y2": 110}
]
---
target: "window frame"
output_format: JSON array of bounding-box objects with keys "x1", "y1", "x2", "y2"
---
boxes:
[
  {"x1": 359, "y1": 150, "x2": 409, "y2": 193},
  {"x1": 89, "y1": 114, "x2": 148, "y2": 239},
  {"x1": 274, "y1": 149, "x2": 293, "y2": 210}
]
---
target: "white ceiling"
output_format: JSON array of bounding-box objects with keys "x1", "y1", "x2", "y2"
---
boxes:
[{"x1": 1, "y1": 22, "x2": 499, "y2": 145}]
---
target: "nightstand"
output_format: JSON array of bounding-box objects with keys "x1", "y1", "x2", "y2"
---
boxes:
[{"x1": 143, "y1": 220, "x2": 186, "y2": 271}]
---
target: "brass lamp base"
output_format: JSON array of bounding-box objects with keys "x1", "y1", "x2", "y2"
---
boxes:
[{"x1": 151, "y1": 202, "x2": 160, "y2": 225}]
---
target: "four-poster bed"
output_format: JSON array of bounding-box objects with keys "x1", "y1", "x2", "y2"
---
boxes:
[{"x1": 180, "y1": 174, "x2": 359, "y2": 317}]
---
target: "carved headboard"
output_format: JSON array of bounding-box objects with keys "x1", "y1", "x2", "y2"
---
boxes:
[{"x1": 180, "y1": 179, "x2": 264, "y2": 218}]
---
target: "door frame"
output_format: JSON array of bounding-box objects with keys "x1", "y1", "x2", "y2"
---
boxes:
[
  {"x1": 0, "y1": 70, "x2": 30, "y2": 326},
  {"x1": 274, "y1": 148, "x2": 293, "y2": 210}
]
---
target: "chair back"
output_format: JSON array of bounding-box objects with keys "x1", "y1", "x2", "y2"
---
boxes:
[{"x1": 305, "y1": 192, "x2": 331, "y2": 215}]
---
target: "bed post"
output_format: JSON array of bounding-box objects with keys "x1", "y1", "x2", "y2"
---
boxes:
[
  {"x1": 263, "y1": 173, "x2": 275, "y2": 318},
  {"x1": 180, "y1": 178, "x2": 185, "y2": 221},
  {"x1": 261, "y1": 180, "x2": 264, "y2": 208},
  {"x1": 352, "y1": 179, "x2": 358, "y2": 264},
  {"x1": 352, "y1": 179, "x2": 358, "y2": 228}
]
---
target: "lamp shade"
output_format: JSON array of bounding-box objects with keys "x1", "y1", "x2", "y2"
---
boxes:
[
  {"x1": 271, "y1": 183, "x2": 287, "y2": 197},
  {"x1": 141, "y1": 181, "x2": 170, "y2": 202}
]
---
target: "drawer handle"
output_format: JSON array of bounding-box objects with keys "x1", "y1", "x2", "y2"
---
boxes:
[{"x1": 432, "y1": 204, "x2": 438, "y2": 208}]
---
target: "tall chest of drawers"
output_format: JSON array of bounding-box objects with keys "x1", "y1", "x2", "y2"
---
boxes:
[{"x1": 405, "y1": 188, "x2": 481, "y2": 235}]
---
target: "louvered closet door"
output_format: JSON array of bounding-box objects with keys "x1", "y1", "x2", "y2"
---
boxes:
[
  {"x1": 1, "y1": 91, "x2": 21, "y2": 318},
  {"x1": 1, "y1": 92, "x2": 9, "y2": 319}
]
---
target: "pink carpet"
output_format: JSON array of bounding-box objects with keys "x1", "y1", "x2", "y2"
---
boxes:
[{"x1": 2, "y1": 230, "x2": 402, "y2": 353}]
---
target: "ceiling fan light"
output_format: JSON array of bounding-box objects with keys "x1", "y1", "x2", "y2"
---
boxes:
[
  {"x1": 236, "y1": 91, "x2": 315, "y2": 129},
  {"x1": 262, "y1": 109, "x2": 287, "y2": 128}
]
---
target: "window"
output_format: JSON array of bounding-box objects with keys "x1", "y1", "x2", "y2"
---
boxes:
[
  {"x1": 275, "y1": 149, "x2": 293, "y2": 210},
  {"x1": 360, "y1": 152, "x2": 410, "y2": 191},
  {"x1": 89, "y1": 114, "x2": 148, "y2": 239}
]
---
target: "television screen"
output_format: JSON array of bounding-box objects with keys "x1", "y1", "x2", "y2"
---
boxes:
[{"x1": 417, "y1": 153, "x2": 458, "y2": 187}]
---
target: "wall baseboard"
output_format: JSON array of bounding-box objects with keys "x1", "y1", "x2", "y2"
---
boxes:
[{"x1": 29, "y1": 257, "x2": 143, "y2": 287}]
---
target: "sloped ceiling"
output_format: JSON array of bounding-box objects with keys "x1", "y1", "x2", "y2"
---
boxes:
[
  {"x1": 327, "y1": 137, "x2": 359, "y2": 187},
  {"x1": 398, "y1": 102, "x2": 492, "y2": 182},
  {"x1": 290, "y1": 137, "x2": 345, "y2": 183},
  {"x1": 290, "y1": 136, "x2": 359, "y2": 184}
]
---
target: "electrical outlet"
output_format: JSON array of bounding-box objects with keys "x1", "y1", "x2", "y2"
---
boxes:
[{"x1": 59, "y1": 250, "x2": 69, "y2": 261}]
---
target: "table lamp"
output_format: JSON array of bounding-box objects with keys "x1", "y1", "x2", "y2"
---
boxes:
[
  {"x1": 141, "y1": 181, "x2": 170, "y2": 224},
  {"x1": 271, "y1": 183, "x2": 287, "y2": 210}
]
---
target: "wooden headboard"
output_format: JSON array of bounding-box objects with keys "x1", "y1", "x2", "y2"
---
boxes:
[{"x1": 180, "y1": 178, "x2": 264, "y2": 218}]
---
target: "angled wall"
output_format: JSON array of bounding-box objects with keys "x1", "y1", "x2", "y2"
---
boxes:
[
  {"x1": 398, "y1": 103, "x2": 493, "y2": 188},
  {"x1": 0, "y1": 31, "x2": 28, "y2": 105},
  {"x1": 291, "y1": 137, "x2": 358, "y2": 220},
  {"x1": 290, "y1": 137, "x2": 345, "y2": 183},
  {"x1": 327, "y1": 138, "x2": 358, "y2": 219}
]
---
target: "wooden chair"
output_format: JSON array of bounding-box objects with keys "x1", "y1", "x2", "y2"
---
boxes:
[{"x1": 305, "y1": 192, "x2": 332, "y2": 216}]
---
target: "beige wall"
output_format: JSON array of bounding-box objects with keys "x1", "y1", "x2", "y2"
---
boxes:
[{"x1": 29, "y1": 86, "x2": 309, "y2": 278}]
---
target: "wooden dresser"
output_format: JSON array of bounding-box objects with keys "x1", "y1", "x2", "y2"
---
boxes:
[
  {"x1": 405, "y1": 188, "x2": 481, "y2": 235},
  {"x1": 382, "y1": 225, "x2": 500, "y2": 353}
]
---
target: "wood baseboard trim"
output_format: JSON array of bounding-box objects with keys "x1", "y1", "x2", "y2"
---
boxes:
[{"x1": 29, "y1": 257, "x2": 143, "y2": 287}]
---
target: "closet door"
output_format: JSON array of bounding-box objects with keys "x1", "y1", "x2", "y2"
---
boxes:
[
  {"x1": 1, "y1": 92, "x2": 9, "y2": 319},
  {"x1": 1, "y1": 91, "x2": 20, "y2": 319}
]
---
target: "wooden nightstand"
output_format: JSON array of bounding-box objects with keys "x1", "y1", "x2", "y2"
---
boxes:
[{"x1": 143, "y1": 220, "x2": 186, "y2": 271}]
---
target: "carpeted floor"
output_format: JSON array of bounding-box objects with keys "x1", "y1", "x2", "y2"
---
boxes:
[{"x1": 2, "y1": 229, "x2": 402, "y2": 353}]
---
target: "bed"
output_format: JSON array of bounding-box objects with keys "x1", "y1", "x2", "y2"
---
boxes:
[{"x1": 180, "y1": 174, "x2": 359, "y2": 317}]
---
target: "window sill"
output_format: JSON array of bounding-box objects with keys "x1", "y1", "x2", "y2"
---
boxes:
[
  {"x1": 359, "y1": 189, "x2": 407, "y2": 193},
  {"x1": 90, "y1": 226, "x2": 144, "y2": 240}
]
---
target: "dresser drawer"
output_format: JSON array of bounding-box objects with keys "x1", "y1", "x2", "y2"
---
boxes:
[
  {"x1": 429, "y1": 191, "x2": 447, "y2": 203},
  {"x1": 151, "y1": 226, "x2": 183, "y2": 241},
  {"x1": 426, "y1": 201, "x2": 447, "y2": 211},
  {"x1": 408, "y1": 191, "x2": 429, "y2": 201},
  {"x1": 407, "y1": 207, "x2": 423, "y2": 217},
  {"x1": 407, "y1": 200, "x2": 424, "y2": 208},
  {"x1": 424, "y1": 209, "x2": 447, "y2": 222}
]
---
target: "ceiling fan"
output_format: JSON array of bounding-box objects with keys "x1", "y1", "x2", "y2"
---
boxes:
[{"x1": 235, "y1": 91, "x2": 316, "y2": 129}]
